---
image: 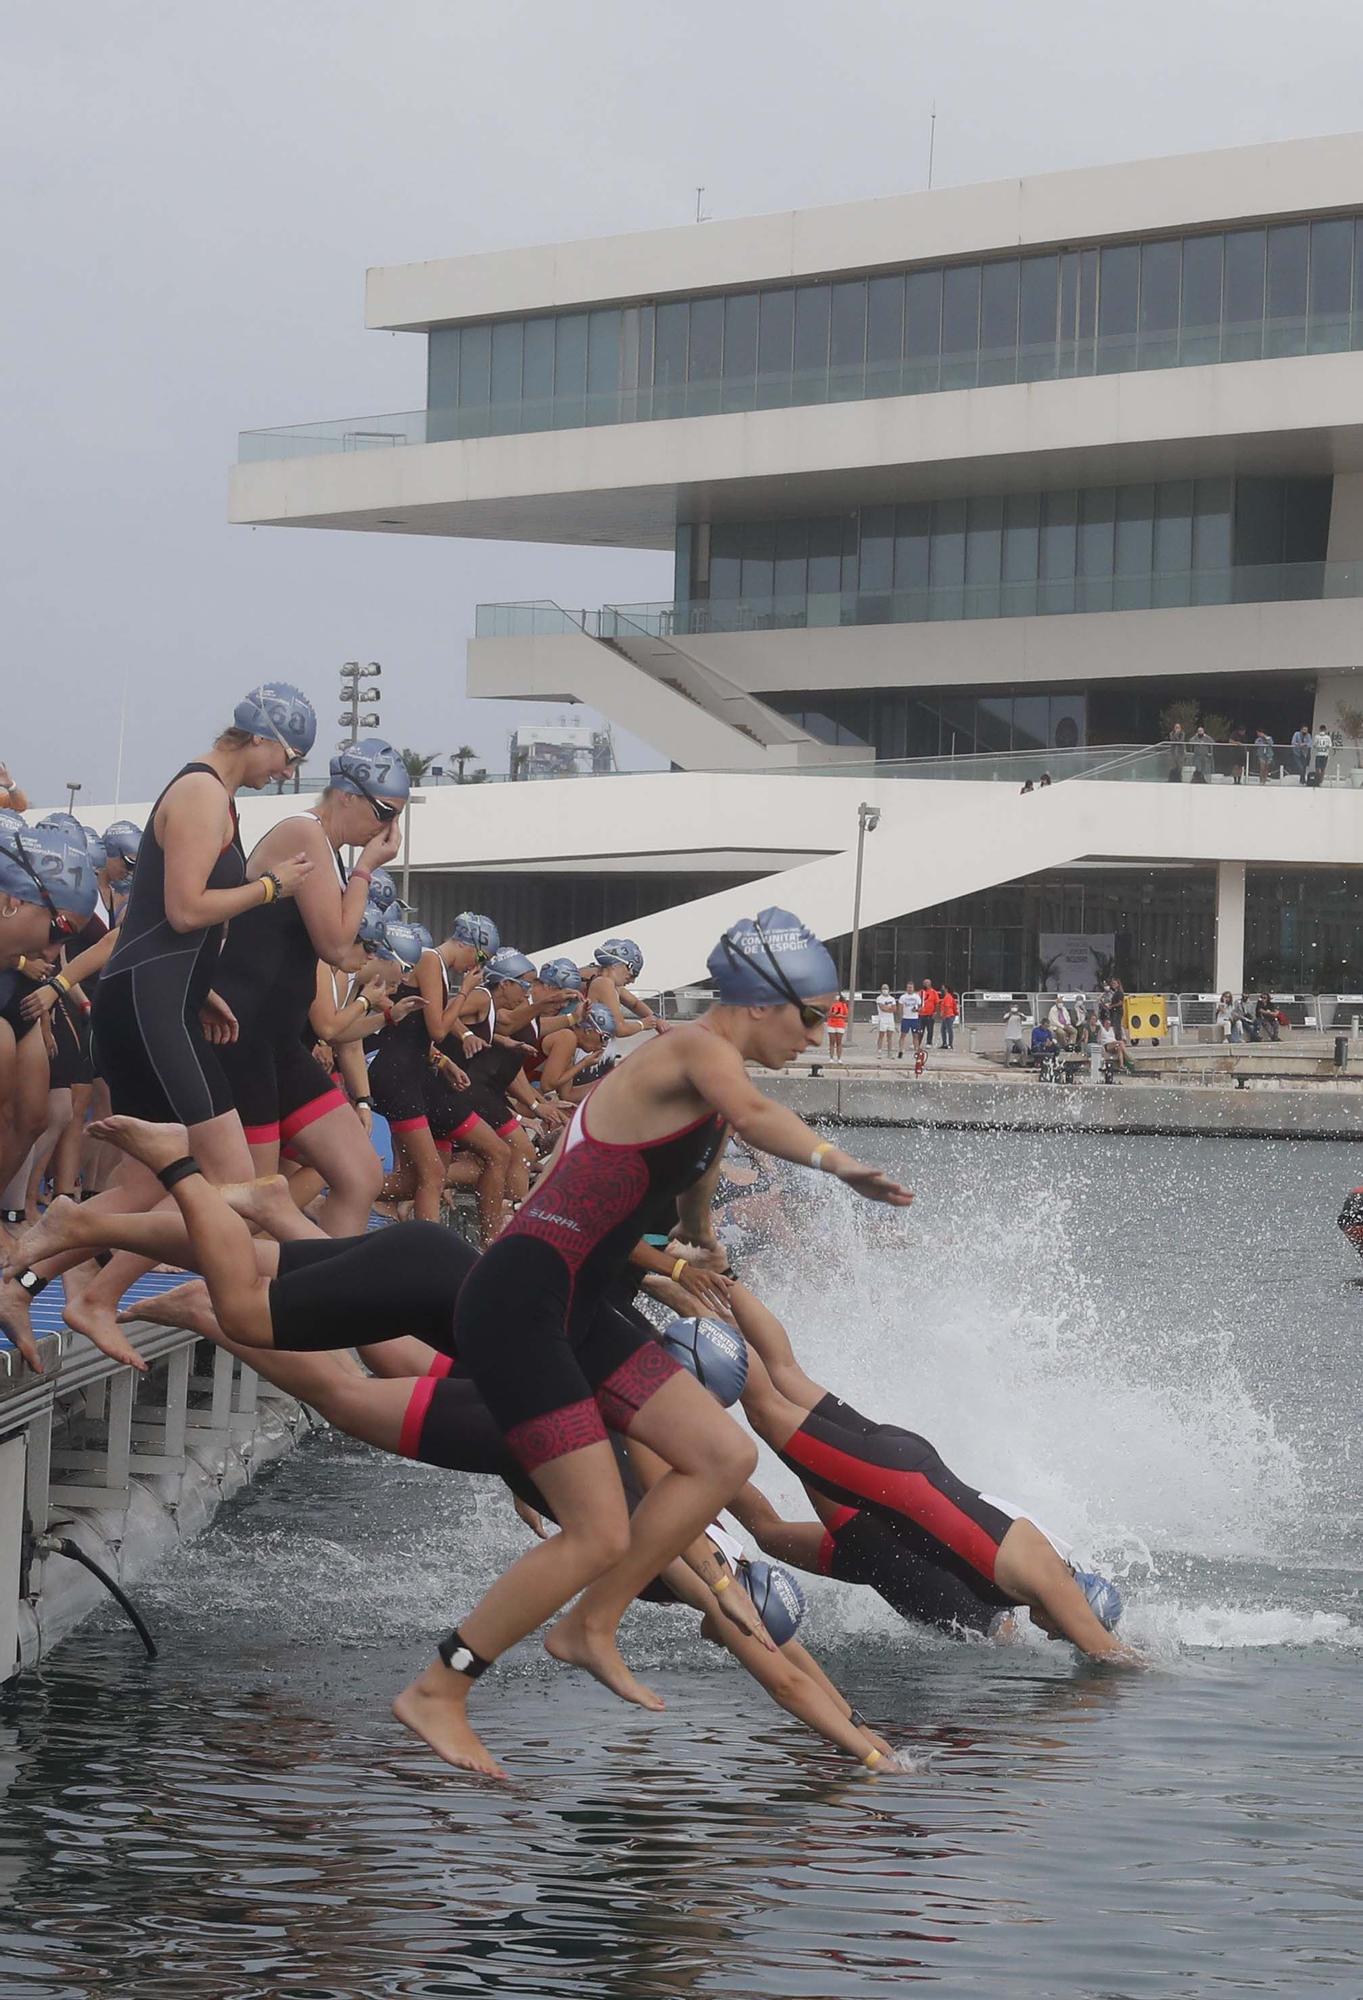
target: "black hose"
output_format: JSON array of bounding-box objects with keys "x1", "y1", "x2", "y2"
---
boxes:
[{"x1": 38, "y1": 1536, "x2": 158, "y2": 1660}]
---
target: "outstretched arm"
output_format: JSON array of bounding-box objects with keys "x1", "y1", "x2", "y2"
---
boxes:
[{"x1": 726, "y1": 1282, "x2": 826, "y2": 1408}]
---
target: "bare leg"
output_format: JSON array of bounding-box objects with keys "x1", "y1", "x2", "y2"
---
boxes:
[
  {"x1": 288, "y1": 1102, "x2": 382, "y2": 1237},
  {"x1": 397, "y1": 1126, "x2": 445, "y2": 1226},
  {"x1": 24, "y1": 1088, "x2": 72, "y2": 1219},
  {"x1": 392, "y1": 1439, "x2": 631, "y2": 1779},
  {"x1": 545, "y1": 1372, "x2": 757, "y2": 1707}
]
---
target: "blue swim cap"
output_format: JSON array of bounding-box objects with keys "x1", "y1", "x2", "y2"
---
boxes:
[
  {"x1": 356, "y1": 901, "x2": 390, "y2": 949},
  {"x1": 1072, "y1": 1568, "x2": 1124, "y2": 1631},
  {"x1": 0, "y1": 828, "x2": 99, "y2": 925},
  {"x1": 486, "y1": 947, "x2": 535, "y2": 989},
  {"x1": 79, "y1": 827, "x2": 108, "y2": 875},
  {"x1": 539, "y1": 956, "x2": 584, "y2": 992},
  {"x1": 366, "y1": 865, "x2": 398, "y2": 911},
  {"x1": 594, "y1": 936, "x2": 644, "y2": 979},
  {"x1": 658, "y1": 1315, "x2": 749, "y2": 1406},
  {"x1": 233, "y1": 682, "x2": 317, "y2": 758},
  {"x1": 0, "y1": 807, "x2": 26, "y2": 836},
  {"x1": 412, "y1": 921, "x2": 435, "y2": 951},
  {"x1": 35, "y1": 813, "x2": 81, "y2": 835},
  {"x1": 583, "y1": 1001, "x2": 617, "y2": 1038},
  {"x1": 452, "y1": 911, "x2": 500, "y2": 954},
  {"x1": 740, "y1": 1560, "x2": 807, "y2": 1645},
  {"x1": 102, "y1": 820, "x2": 142, "y2": 865},
  {"x1": 37, "y1": 817, "x2": 106, "y2": 876},
  {"x1": 329, "y1": 737, "x2": 409, "y2": 804},
  {"x1": 707, "y1": 907, "x2": 839, "y2": 1009},
  {"x1": 375, "y1": 917, "x2": 425, "y2": 970}
]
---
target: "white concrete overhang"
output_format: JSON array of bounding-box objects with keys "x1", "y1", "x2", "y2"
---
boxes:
[
  {"x1": 230, "y1": 352, "x2": 1363, "y2": 550},
  {"x1": 365, "y1": 133, "x2": 1363, "y2": 331}
]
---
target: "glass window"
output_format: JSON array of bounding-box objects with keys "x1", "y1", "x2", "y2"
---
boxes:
[
  {"x1": 858, "y1": 505, "x2": 895, "y2": 593},
  {"x1": 1012, "y1": 695, "x2": 1050, "y2": 750},
  {"x1": 585, "y1": 310, "x2": 620, "y2": 423},
  {"x1": 1309, "y1": 217, "x2": 1353, "y2": 353},
  {"x1": 427, "y1": 329, "x2": 459, "y2": 418},
  {"x1": 552, "y1": 314, "x2": 587, "y2": 426},
  {"x1": 941, "y1": 264, "x2": 981, "y2": 387},
  {"x1": 1266, "y1": 223, "x2": 1309, "y2": 356},
  {"x1": 1077, "y1": 487, "x2": 1115, "y2": 610},
  {"x1": 457, "y1": 323, "x2": 490, "y2": 407},
  {"x1": 654, "y1": 301, "x2": 689, "y2": 415},
  {"x1": 807, "y1": 518, "x2": 844, "y2": 600},
  {"x1": 830, "y1": 280, "x2": 867, "y2": 399},
  {"x1": 1019, "y1": 254, "x2": 1058, "y2": 380},
  {"x1": 793, "y1": 285, "x2": 831, "y2": 395},
  {"x1": 1050, "y1": 694, "x2": 1087, "y2": 750},
  {"x1": 976, "y1": 695, "x2": 1014, "y2": 752},
  {"x1": 740, "y1": 521, "x2": 774, "y2": 600},
  {"x1": 904, "y1": 268, "x2": 942, "y2": 390},
  {"x1": 1076, "y1": 247, "x2": 1099, "y2": 372},
  {"x1": 522, "y1": 317, "x2": 554, "y2": 408},
  {"x1": 1233, "y1": 477, "x2": 1284, "y2": 570},
  {"x1": 1153, "y1": 480, "x2": 1194, "y2": 604},
  {"x1": 709, "y1": 522, "x2": 742, "y2": 598},
  {"x1": 687, "y1": 297, "x2": 723, "y2": 414},
  {"x1": 1097, "y1": 243, "x2": 1139, "y2": 372},
  {"x1": 979, "y1": 260, "x2": 1019, "y2": 386},
  {"x1": 965, "y1": 495, "x2": 1003, "y2": 615},
  {"x1": 1192, "y1": 476, "x2": 1233, "y2": 600},
  {"x1": 637, "y1": 305, "x2": 654, "y2": 397},
  {"x1": 893, "y1": 502, "x2": 932, "y2": 597},
  {"x1": 722, "y1": 292, "x2": 759, "y2": 411},
  {"x1": 488, "y1": 320, "x2": 522, "y2": 414},
  {"x1": 866, "y1": 274, "x2": 904, "y2": 395},
  {"x1": 1115, "y1": 483, "x2": 1154, "y2": 606},
  {"x1": 773, "y1": 519, "x2": 807, "y2": 606},
  {"x1": 1002, "y1": 492, "x2": 1040, "y2": 616},
  {"x1": 1039, "y1": 490, "x2": 1077, "y2": 611},
  {"x1": 757, "y1": 289, "x2": 794, "y2": 405},
  {"x1": 1282, "y1": 476, "x2": 1332, "y2": 565},
  {"x1": 1138, "y1": 238, "x2": 1180, "y2": 369},
  {"x1": 1223, "y1": 228, "x2": 1265, "y2": 360},
  {"x1": 1181, "y1": 233, "x2": 1222, "y2": 364},
  {"x1": 929, "y1": 497, "x2": 966, "y2": 615}
]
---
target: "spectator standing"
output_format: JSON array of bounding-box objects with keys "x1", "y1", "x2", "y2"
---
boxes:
[
  {"x1": 1003, "y1": 1005, "x2": 1027, "y2": 1065},
  {"x1": 938, "y1": 987, "x2": 959, "y2": 1049},
  {"x1": 1168, "y1": 721, "x2": 1187, "y2": 781},
  {"x1": 1229, "y1": 725, "x2": 1247, "y2": 785},
  {"x1": 897, "y1": 981, "x2": 921, "y2": 1059},
  {"x1": 1254, "y1": 728, "x2": 1275, "y2": 784},
  {"x1": 1290, "y1": 724, "x2": 1312, "y2": 785},
  {"x1": 1191, "y1": 726, "x2": 1214, "y2": 783},
  {"x1": 920, "y1": 978, "x2": 939, "y2": 1045},
  {"x1": 1313, "y1": 725, "x2": 1333, "y2": 784},
  {"x1": 826, "y1": 992, "x2": 848, "y2": 1061},
  {"x1": 874, "y1": 984, "x2": 897, "y2": 1058}
]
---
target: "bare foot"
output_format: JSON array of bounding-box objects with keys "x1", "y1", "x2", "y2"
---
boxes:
[
  {"x1": 218, "y1": 1175, "x2": 296, "y2": 1237},
  {"x1": 6, "y1": 1194, "x2": 87, "y2": 1276},
  {"x1": 392, "y1": 1661, "x2": 508, "y2": 1779},
  {"x1": 118, "y1": 1278, "x2": 218, "y2": 1339},
  {"x1": 85, "y1": 1116, "x2": 190, "y2": 1178},
  {"x1": 63, "y1": 1281, "x2": 149, "y2": 1373},
  {"x1": 0, "y1": 1275, "x2": 46, "y2": 1373},
  {"x1": 544, "y1": 1614, "x2": 666, "y2": 1711}
]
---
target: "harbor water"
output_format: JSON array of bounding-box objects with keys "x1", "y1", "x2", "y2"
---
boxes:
[{"x1": 1, "y1": 1126, "x2": 1360, "y2": 1998}]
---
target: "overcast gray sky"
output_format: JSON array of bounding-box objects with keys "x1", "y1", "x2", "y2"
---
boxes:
[{"x1": 6, "y1": 0, "x2": 1363, "y2": 806}]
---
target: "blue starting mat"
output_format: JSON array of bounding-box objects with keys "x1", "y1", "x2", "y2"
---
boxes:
[{"x1": 0, "y1": 1269, "x2": 199, "y2": 1353}]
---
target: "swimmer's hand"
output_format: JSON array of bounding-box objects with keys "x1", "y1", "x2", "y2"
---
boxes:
[
  {"x1": 826, "y1": 1153, "x2": 914, "y2": 1206},
  {"x1": 513, "y1": 1496, "x2": 551, "y2": 1540},
  {"x1": 198, "y1": 991, "x2": 239, "y2": 1045},
  {"x1": 388, "y1": 995, "x2": 423, "y2": 1024},
  {"x1": 676, "y1": 1262, "x2": 734, "y2": 1317},
  {"x1": 719, "y1": 1577, "x2": 778, "y2": 1653}
]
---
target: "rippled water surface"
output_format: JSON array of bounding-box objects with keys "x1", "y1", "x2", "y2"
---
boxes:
[{"x1": 2, "y1": 1127, "x2": 1361, "y2": 1998}]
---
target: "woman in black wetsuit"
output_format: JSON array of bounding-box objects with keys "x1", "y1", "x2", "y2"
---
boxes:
[
  {"x1": 15, "y1": 686, "x2": 317, "y2": 1365},
  {"x1": 212, "y1": 736, "x2": 404, "y2": 1236}
]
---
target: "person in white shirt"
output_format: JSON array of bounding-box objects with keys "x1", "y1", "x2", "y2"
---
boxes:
[
  {"x1": 874, "y1": 984, "x2": 897, "y2": 1056},
  {"x1": 897, "y1": 983, "x2": 921, "y2": 1059},
  {"x1": 1313, "y1": 726, "x2": 1333, "y2": 783},
  {"x1": 1046, "y1": 999, "x2": 1074, "y2": 1049},
  {"x1": 1003, "y1": 1006, "x2": 1028, "y2": 1066}
]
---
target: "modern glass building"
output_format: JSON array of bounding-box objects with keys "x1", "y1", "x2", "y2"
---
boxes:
[{"x1": 231, "y1": 135, "x2": 1363, "y2": 994}]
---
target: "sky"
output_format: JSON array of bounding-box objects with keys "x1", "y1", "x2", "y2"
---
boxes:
[{"x1": 5, "y1": 0, "x2": 1363, "y2": 807}]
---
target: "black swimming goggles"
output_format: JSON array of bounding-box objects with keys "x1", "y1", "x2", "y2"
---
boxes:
[
  {"x1": 353, "y1": 777, "x2": 401, "y2": 824},
  {"x1": 8, "y1": 839, "x2": 78, "y2": 939},
  {"x1": 718, "y1": 926, "x2": 827, "y2": 1028}
]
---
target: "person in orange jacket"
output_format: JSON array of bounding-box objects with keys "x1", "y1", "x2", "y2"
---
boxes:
[
  {"x1": 939, "y1": 988, "x2": 959, "y2": 1050},
  {"x1": 919, "y1": 979, "x2": 939, "y2": 1046},
  {"x1": 826, "y1": 992, "x2": 849, "y2": 1061}
]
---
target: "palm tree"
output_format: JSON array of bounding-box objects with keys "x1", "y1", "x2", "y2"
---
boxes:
[
  {"x1": 399, "y1": 748, "x2": 438, "y2": 785},
  {"x1": 451, "y1": 743, "x2": 479, "y2": 783}
]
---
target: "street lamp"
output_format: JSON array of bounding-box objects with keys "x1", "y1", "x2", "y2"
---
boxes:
[
  {"x1": 844, "y1": 802, "x2": 880, "y2": 1052},
  {"x1": 65, "y1": 781, "x2": 82, "y2": 813},
  {"x1": 338, "y1": 660, "x2": 382, "y2": 746}
]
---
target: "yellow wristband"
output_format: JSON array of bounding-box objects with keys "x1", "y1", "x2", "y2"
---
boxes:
[
  {"x1": 258, "y1": 874, "x2": 276, "y2": 905},
  {"x1": 863, "y1": 1748, "x2": 882, "y2": 1770},
  {"x1": 52, "y1": 972, "x2": 71, "y2": 995},
  {"x1": 712, "y1": 1572, "x2": 731, "y2": 1593},
  {"x1": 810, "y1": 1141, "x2": 835, "y2": 1171},
  {"x1": 671, "y1": 1256, "x2": 688, "y2": 1282}
]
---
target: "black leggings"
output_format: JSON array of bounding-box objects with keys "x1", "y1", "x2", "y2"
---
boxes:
[
  {"x1": 822, "y1": 1506, "x2": 1009, "y2": 1632},
  {"x1": 267, "y1": 1223, "x2": 470, "y2": 1355}
]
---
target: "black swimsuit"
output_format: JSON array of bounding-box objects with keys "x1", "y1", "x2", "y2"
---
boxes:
[
  {"x1": 92, "y1": 763, "x2": 245, "y2": 1125},
  {"x1": 451, "y1": 1091, "x2": 726, "y2": 1471}
]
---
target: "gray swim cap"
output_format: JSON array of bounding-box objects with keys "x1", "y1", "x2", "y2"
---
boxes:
[
  {"x1": 233, "y1": 682, "x2": 317, "y2": 758},
  {"x1": 102, "y1": 820, "x2": 142, "y2": 865},
  {"x1": 452, "y1": 911, "x2": 500, "y2": 954},
  {"x1": 366, "y1": 865, "x2": 398, "y2": 911},
  {"x1": 329, "y1": 737, "x2": 409, "y2": 804},
  {"x1": 486, "y1": 947, "x2": 535, "y2": 989},
  {"x1": 594, "y1": 936, "x2": 644, "y2": 979},
  {"x1": 0, "y1": 828, "x2": 99, "y2": 925},
  {"x1": 584, "y1": 1002, "x2": 617, "y2": 1038},
  {"x1": 707, "y1": 907, "x2": 838, "y2": 1008},
  {"x1": 375, "y1": 917, "x2": 425, "y2": 969},
  {"x1": 539, "y1": 956, "x2": 584, "y2": 992},
  {"x1": 357, "y1": 901, "x2": 390, "y2": 949},
  {"x1": 740, "y1": 1559, "x2": 806, "y2": 1645}
]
